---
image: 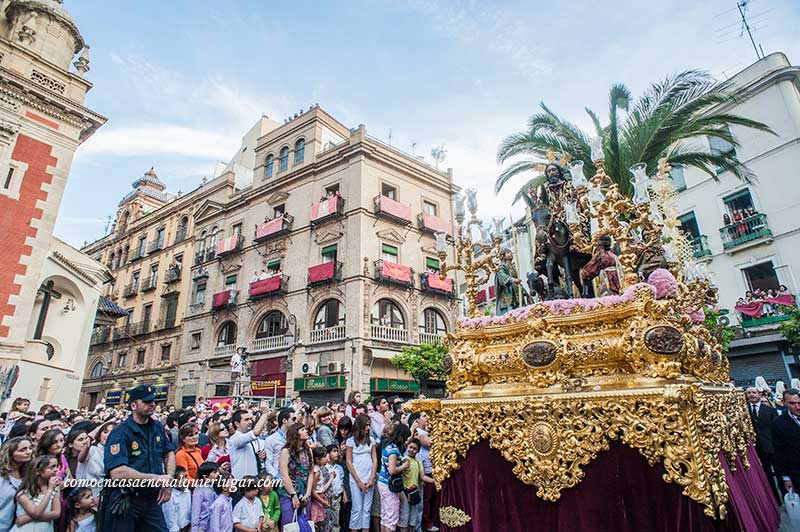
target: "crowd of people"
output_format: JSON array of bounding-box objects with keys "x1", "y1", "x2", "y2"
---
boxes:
[
  {"x1": 0, "y1": 389, "x2": 440, "y2": 532},
  {"x1": 734, "y1": 286, "x2": 793, "y2": 320}
]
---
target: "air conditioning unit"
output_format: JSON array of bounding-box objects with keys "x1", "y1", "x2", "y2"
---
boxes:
[
  {"x1": 301, "y1": 362, "x2": 318, "y2": 375},
  {"x1": 327, "y1": 361, "x2": 344, "y2": 373}
]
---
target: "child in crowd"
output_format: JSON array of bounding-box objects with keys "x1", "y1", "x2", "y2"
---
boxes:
[
  {"x1": 12, "y1": 454, "x2": 62, "y2": 530},
  {"x1": 398, "y1": 439, "x2": 434, "y2": 532},
  {"x1": 310, "y1": 446, "x2": 334, "y2": 532},
  {"x1": 257, "y1": 473, "x2": 280, "y2": 531},
  {"x1": 209, "y1": 473, "x2": 234, "y2": 532},
  {"x1": 66, "y1": 486, "x2": 96, "y2": 532},
  {"x1": 325, "y1": 444, "x2": 345, "y2": 532},
  {"x1": 162, "y1": 466, "x2": 191, "y2": 532},
  {"x1": 192, "y1": 461, "x2": 220, "y2": 532},
  {"x1": 232, "y1": 476, "x2": 263, "y2": 532}
]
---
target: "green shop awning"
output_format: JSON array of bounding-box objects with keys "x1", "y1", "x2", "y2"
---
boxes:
[
  {"x1": 370, "y1": 378, "x2": 419, "y2": 393},
  {"x1": 294, "y1": 375, "x2": 346, "y2": 392}
]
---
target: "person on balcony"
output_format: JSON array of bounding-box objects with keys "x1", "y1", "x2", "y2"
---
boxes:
[
  {"x1": 779, "y1": 285, "x2": 791, "y2": 296},
  {"x1": 251, "y1": 271, "x2": 262, "y2": 283},
  {"x1": 723, "y1": 213, "x2": 732, "y2": 227}
]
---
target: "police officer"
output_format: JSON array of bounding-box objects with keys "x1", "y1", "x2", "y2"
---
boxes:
[{"x1": 101, "y1": 384, "x2": 175, "y2": 532}]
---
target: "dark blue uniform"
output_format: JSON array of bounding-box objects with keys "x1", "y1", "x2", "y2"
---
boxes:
[{"x1": 102, "y1": 411, "x2": 175, "y2": 532}]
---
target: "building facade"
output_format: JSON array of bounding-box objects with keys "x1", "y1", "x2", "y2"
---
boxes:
[
  {"x1": 0, "y1": 0, "x2": 106, "y2": 410},
  {"x1": 673, "y1": 53, "x2": 800, "y2": 385},
  {"x1": 177, "y1": 107, "x2": 459, "y2": 406}
]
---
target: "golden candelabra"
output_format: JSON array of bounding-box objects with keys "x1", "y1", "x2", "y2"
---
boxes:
[{"x1": 436, "y1": 188, "x2": 503, "y2": 318}]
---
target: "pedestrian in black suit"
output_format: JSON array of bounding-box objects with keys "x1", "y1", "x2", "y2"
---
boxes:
[
  {"x1": 771, "y1": 388, "x2": 800, "y2": 495},
  {"x1": 746, "y1": 386, "x2": 780, "y2": 501}
]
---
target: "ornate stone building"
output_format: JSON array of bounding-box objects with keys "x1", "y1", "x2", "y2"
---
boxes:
[
  {"x1": 0, "y1": 0, "x2": 106, "y2": 409},
  {"x1": 177, "y1": 106, "x2": 458, "y2": 405}
]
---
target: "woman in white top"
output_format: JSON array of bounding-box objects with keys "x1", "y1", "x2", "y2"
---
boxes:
[
  {"x1": 346, "y1": 414, "x2": 377, "y2": 532},
  {"x1": 0, "y1": 437, "x2": 34, "y2": 532}
]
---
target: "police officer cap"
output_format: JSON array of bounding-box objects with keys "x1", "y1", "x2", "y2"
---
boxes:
[{"x1": 125, "y1": 384, "x2": 156, "y2": 403}]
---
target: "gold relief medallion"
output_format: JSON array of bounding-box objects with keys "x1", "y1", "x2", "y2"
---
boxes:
[
  {"x1": 440, "y1": 506, "x2": 471, "y2": 528},
  {"x1": 531, "y1": 422, "x2": 555, "y2": 455}
]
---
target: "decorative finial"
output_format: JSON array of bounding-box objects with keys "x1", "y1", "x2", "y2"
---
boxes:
[{"x1": 74, "y1": 45, "x2": 90, "y2": 76}]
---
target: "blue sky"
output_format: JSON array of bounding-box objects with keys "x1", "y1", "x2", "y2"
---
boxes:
[{"x1": 56, "y1": 0, "x2": 800, "y2": 247}]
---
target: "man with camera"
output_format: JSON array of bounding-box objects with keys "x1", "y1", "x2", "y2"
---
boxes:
[{"x1": 230, "y1": 347, "x2": 245, "y2": 396}]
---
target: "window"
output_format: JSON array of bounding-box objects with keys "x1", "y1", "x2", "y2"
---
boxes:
[
  {"x1": 3, "y1": 167, "x2": 14, "y2": 189},
  {"x1": 426, "y1": 257, "x2": 441, "y2": 272},
  {"x1": 381, "y1": 183, "x2": 397, "y2": 200},
  {"x1": 325, "y1": 183, "x2": 340, "y2": 195},
  {"x1": 382, "y1": 243, "x2": 398, "y2": 262},
  {"x1": 678, "y1": 212, "x2": 700, "y2": 240},
  {"x1": 265, "y1": 155, "x2": 274, "y2": 178},
  {"x1": 143, "y1": 303, "x2": 152, "y2": 324},
  {"x1": 225, "y1": 275, "x2": 237, "y2": 290},
  {"x1": 709, "y1": 126, "x2": 736, "y2": 157},
  {"x1": 314, "y1": 299, "x2": 344, "y2": 329},
  {"x1": 132, "y1": 271, "x2": 140, "y2": 288},
  {"x1": 174, "y1": 254, "x2": 183, "y2": 268},
  {"x1": 294, "y1": 139, "x2": 305, "y2": 163},
  {"x1": 194, "y1": 280, "x2": 207, "y2": 306},
  {"x1": 156, "y1": 228, "x2": 165, "y2": 248},
  {"x1": 669, "y1": 165, "x2": 686, "y2": 191},
  {"x1": 232, "y1": 223, "x2": 242, "y2": 237},
  {"x1": 138, "y1": 237, "x2": 147, "y2": 256},
  {"x1": 420, "y1": 308, "x2": 447, "y2": 335},
  {"x1": 322, "y1": 244, "x2": 337, "y2": 263},
  {"x1": 273, "y1": 204, "x2": 285, "y2": 218},
  {"x1": 135, "y1": 349, "x2": 145, "y2": 365},
  {"x1": 723, "y1": 189, "x2": 755, "y2": 218},
  {"x1": 109, "y1": 252, "x2": 116, "y2": 270},
  {"x1": 743, "y1": 261, "x2": 780, "y2": 293},
  {"x1": 161, "y1": 344, "x2": 171, "y2": 361},
  {"x1": 371, "y1": 299, "x2": 405, "y2": 328},
  {"x1": 90, "y1": 361, "x2": 105, "y2": 378},
  {"x1": 423, "y1": 200, "x2": 438, "y2": 216},
  {"x1": 198, "y1": 231, "x2": 207, "y2": 254},
  {"x1": 119, "y1": 211, "x2": 130, "y2": 234},
  {"x1": 121, "y1": 245, "x2": 129, "y2": 265},
  {"x1": 279, "y1": 147, "x2": 289, "y2": 171},
  {"x1": 150, "y1": 263, "x2": 158, "y2": 282},
  {"x1": 117, "y1": 352, "x2": 127, "y2": 368},
  {"x1": 124, "y1": 309, "x2": 134, "y2": 325},
  {"x1": 176, "y1": 217, "x2": 189, "y2": 242},
  {"x1": 257, "y1": 311, "x2": 288, "y2": 338},
  {"x1": 217, "y1": 321, "x2": 237, "y2": 346},
  {"x1": 191, "y1": 332, "x2": 202, "y2": 350},
  {"x1": 267, "y1": 260, "x2": 281, "y2": 273}
]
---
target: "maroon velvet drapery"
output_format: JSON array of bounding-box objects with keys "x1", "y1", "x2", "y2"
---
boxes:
[{"x1": 439, "y1": 440, "x2": 779, "y2": 532}]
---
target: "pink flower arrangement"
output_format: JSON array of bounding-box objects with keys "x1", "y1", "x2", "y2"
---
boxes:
[
  {"x1": 647, "y1": 268, "x2": 678, "y2": 300},
  {"x1": 688, "y1": 308, "x2": 706, "y2": 323}
]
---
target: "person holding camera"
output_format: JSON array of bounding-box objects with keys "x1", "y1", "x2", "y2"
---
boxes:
[{"x1": 230, "y1": 348, "x2": 245, "y2": 397}]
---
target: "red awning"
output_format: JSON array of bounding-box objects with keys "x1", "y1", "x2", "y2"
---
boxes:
[
  {"x1": 379, "y1": 195, "x2": 412, "y2": 222},
  {"x1": 311, "y1": 197, "x2": 339, "y2": 221},
  {"x1": 255, "y1": 218, "x2": 283, "y2": 240},
  {"x1": 308, "y1": 262, "x2": 335, "y2": 283},
  {"x1": 382, "y1": 260, "x2": 411, "y2": 283},
  {"x1": 426, "y1": 272, "x2": 453, "y2": 292},
  {"x1": 249, "y1": 276, "x2": 282, "y2": 297},
  {"x1": 216, "y1": 235, "x2": 239, "y2": 254},
  {"x1": 212, "y1": 290, "x2": 231, "y2": 308},
  {"x1": 421, "y1": 214, "x2": 452, "y2": 236},
  {"x1": 476, "y1": 290, "x2": 487, "y2": 304}
]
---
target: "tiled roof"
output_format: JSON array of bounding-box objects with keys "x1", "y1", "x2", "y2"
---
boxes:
[{"x1": 98, "y1": 296, "x2": 128, "y2": 318}]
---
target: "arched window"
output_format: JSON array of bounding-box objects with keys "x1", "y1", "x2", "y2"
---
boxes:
[
  {"x1": 176, "y1": 216, "x2": 189, "y2": 242},
  {"x1": 420, "y1": 308, "x2": 447, "y2": 335},
  {"x1": 199, "y1": 231, "x2": 207, "y2": 254},
  {"x1": 314, "y1": 299, "x2": 344, "y2": 329},
  {"x1": 208, "y1": 226, "x2": 218, "y2": 253},
  {"x1": 90, "y1": 361, "x2": 105, "y2": 378},
  {"x1": 121, "y1": 245, "x2": 129, "y2": 266},
  {"x1": 371, "y1": 299, "x2": 405, "y2": 329},
  {"x1": 265, "y1": 154, "x2": 274, "y2": 178},
  {"x1": 119, "y1": 211, "x2": 130, "y2": 234},
  {"x1": 294, "y1": 139, "x2": 305, "y2": 164},
  {"x1": 279, "y1": 147, "x2": 289, "y2": 171},
  {"x1": 217, "y1": 321, "x2": 237, "y2": 347},
  {"x1": 108, "y1": 252, "x2": 115, "y2": 269},
  {"x1": 257, "y1": 310, "x2": 288, "y2": 338}
]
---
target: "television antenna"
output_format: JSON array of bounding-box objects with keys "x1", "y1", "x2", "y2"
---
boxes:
[
  {"x1": 431, "y1": 144, "x2": 447, "y2": 168},
  {"x1": 736, "y1": 1, "x2": 763, "y2": 60}
]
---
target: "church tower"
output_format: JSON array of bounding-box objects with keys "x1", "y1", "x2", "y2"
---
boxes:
[{"x1": 0, "y1": 0, "x2": 106, "y2": 396}]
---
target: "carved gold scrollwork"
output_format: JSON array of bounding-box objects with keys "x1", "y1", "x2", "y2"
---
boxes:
[{"x1": 439, "y1": 506, "x2": 471, "y2": 528}]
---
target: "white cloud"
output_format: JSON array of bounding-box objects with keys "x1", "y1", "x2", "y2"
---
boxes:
[{"x1": 80, "y1": 124, "x2": 238, "y2": 160}]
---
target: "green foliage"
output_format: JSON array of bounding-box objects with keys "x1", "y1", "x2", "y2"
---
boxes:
[
  {"x1": 392, "y1": 341, "x2": 447, "y2": 383},
  {"x1": 496, "y1": 71, "x2": 774, "y2": 200},
  {"x1": 703, "y1": 308, "x2": 735, "y2": 353},
  {"x1": 778, "y1": 305, "x2": 800, "y2": 346}
]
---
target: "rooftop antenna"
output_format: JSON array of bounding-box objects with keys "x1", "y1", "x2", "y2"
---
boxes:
[
  {"x1": 388, "y1": 128, "x2": 393, "y2": 146},
  {"x1": 431, "y1": 144, "x2": 447, "y2": 169},
  {"x1": 411, "y1": 142, "x2": 417, "y2": 155},
  {"x1": 104, "y1": 215, "x2": 113, "y2": 234},
  {"x1": 736, "y1": 1, "x2": 763, "y2": 60}
]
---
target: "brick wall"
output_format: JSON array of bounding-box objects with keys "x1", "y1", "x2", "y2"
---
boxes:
[{"x1": 0, "y1": 134, "x2": 57, "y2": 338}]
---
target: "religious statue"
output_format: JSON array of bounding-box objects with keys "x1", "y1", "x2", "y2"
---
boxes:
[
  {"x1": 579, "y1": 235, "x2": 621, "y2": 297},
  {"x1": 495, "y1": 249, "x2": 526, "y2": 315}
]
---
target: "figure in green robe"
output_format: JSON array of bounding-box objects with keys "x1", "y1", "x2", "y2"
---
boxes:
[{"x1": 495, "y1": 249, "x2": 525, "y2": 315}]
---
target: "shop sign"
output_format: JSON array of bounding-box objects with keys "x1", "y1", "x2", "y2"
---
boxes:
[
  {"x1": 294, "y1": 375, "x2": 346, "y2": 392},
  {"x1": 370, "y1": 378, "x2": 419, "y2": 393},
  {"x1": 250, "y1": 380, "x2": 283, "y2": 392},
  {"x1": 106, "y1": 390, "x2": 121, "y2": 405}
]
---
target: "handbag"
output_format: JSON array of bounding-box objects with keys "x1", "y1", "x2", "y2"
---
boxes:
[
  {"x1": 405, "y1": 484, "x2": 422, "y2": 505},
  {"x1": 786, "y1": 489, "x2": 800, "y2": 523},
  {"x1": 284, "y1": 509, "x2": 301, "y2": 532},
  {"x1": 389, "y1": 473, "x2": 405, "y2": 493}
]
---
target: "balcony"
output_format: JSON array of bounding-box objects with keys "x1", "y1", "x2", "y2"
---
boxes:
[
  {"x1": 112, "y1": 325, "x2": 129, "y2": 341},
  {"x1": 374, "y1": 195, "x2": 412, "y2": 225},
  {"x1": 420, "y1": 272, "x2": 454, "y2": 297},
  {"x1": 417, "y1": 212, "x2": 452, "y2": 236},
  {"x1": 211, "y1": 289, "x2": 238, "y2": 310},
  {"x1": 122, "y1": 283, "x2": 139, "y2": 298},
  {"x1": 374, "y1": 259, "x2": 413, "y2": 288},
  {"x1": 140, "y1": 276, "x2": 158, "y2": 292},
  {"x1": 308, "y1": 261, "x2": 342, "y2": 287},
  {"x1": 129, "y1": 248, "x2": 146, "y2": 262},
  {"x1": 741, "y1": 314, "x2": 791, "y2": 328},
  {"x1": 155, "y1": 316, "x2": 177, "y2": 330},
  {"x1": 371, "y1": 325, "x2": 409, "y2": 344},
  {"x1": 419, "y1": 332, "x2": 444, "y2": 344},
  {"x1": 90, "y1": 326, "x2": 111, "y2": 345},
  {"x1": 214, "y1": 344, "x2": 236, "y2": 357},
  {"x1": 164, "y1": 267, "x2": 181, "y2": 283},
  {"x1": 689, "y1": 235, "x2": 712, "y2": 259},
  {"x1": 254, "y1": 215, "x2": 294, "y2": 244},
  {"x1": 249, "y1": 274, "x2": 289, "y2": 300},
  {"x1": 147, "y1": 240, "x2": 164, "y2": 254},
  {"x1": 251, "y1": 335, "x2": 293, "y2": 353},
  {"x1": 310, "y1": 196, "x2": 345, "y2": 226},
  {"x1": 216, "y1": 235, "x2": 244, "y2": 258},
  {"x1": 129, "y1": 320, "x2": 151, "y2": 336},
  {"x1": 719, "y1": 213, "x2": 772, "y2": 251},
  {"x1": 310, "y1": 325, "x2": 346, "y2": 344}
]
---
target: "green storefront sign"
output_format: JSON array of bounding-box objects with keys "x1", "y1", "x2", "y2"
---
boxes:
[
  {"x1": 294, "y1": 375, "x2": 346, "y2": 392},
  {"x1": 370, "y1": 378, "x2": 419, "y2": 393}
]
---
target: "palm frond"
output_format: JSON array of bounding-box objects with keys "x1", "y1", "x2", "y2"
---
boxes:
[
  {"x1": 512, "y1": 175, "x2": 548, "y2": 206},
  {"x1": 495, "y1": 160, "x2": 541, "y2": 194},
  {"x1": 585, "y1": 107, "x2": 603, "y2": 137}
]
